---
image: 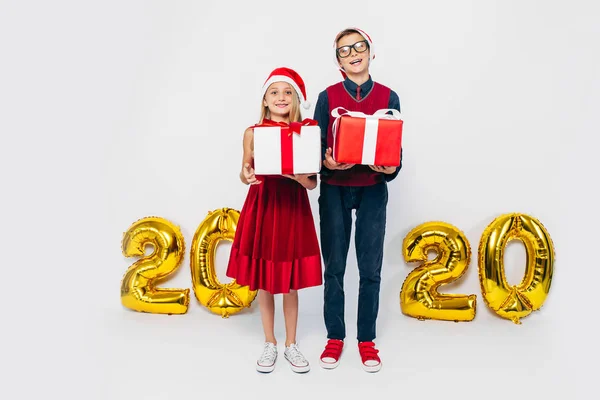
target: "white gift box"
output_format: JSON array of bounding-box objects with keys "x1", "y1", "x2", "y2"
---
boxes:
[{"x1": 253, "y1": 124, "x2": 321, "y2": 175}]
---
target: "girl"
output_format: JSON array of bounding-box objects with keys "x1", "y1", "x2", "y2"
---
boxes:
[{"x1": 226, "y1": 67, "x2": 322, "y2": 374}]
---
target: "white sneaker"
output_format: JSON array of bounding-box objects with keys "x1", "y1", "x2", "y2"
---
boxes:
[
  {"x1": 284, "y1": 343, "x2": 310, "y2": 373},
  {"x1": 256, "y1": 342, "x2": 277, "y2": 373}
]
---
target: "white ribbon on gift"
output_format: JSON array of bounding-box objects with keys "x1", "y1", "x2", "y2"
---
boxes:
[{"x1": 331, "y1": 107, "x2": 401, "y2": 165}]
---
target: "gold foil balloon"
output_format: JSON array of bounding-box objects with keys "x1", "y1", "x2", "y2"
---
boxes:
[
  {"x1": 121, "y1": 217, "x2": 190, "y2": 314},
  {"x1": 190, "y1": 208, "x2": 257, "y2": 318},
  {"x1": 401, "y1": 222, "x2": 477, "y2": 322},
  {"x1": 478, "y1": 213, "x2": 554, "y2": 324}
]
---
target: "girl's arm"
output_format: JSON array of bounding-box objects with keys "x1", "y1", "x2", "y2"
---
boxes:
[{"x1": 239, "y1": 128, "x2": 261, "y2": 185}]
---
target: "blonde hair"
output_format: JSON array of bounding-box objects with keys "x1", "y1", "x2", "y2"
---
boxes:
[{"x1": 259, "y1": 83, "x2": 301, "y2": 124}]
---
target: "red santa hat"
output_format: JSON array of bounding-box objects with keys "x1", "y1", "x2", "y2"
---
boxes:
[
  {"x1": 333, "y1": 27, "x2": 375, "y2": 79},
  {"x1": 261, "y1": 67, "x2": 310, "y2": 109}
]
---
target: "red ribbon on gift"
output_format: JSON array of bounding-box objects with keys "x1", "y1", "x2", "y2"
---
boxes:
[{"x1": 251, "y1": 119, "x2": 317, "y2": 174}]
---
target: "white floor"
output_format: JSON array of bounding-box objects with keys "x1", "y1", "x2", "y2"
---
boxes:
[
  {"x1": 91, "y1": 299, "x2": 579, "y2": 400},
  {"x1": 14, "y1": 254, "x2": 583, "y2": 400}
]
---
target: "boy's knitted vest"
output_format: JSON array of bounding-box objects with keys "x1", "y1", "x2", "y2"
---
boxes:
[{"x1": 322, "y1": 81, "x2": 392, "y2": 186}]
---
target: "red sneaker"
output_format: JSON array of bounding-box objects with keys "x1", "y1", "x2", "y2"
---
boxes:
[
  {"x1": 358, "y1": 341, "x2": 381, "y2": 372},
  {"x1": 319, "y1": 339, "x2": 344, "y2": 369}
]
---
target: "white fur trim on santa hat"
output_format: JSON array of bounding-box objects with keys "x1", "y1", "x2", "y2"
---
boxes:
[{"x1": 262, "y1": 75, "x2": 311, "y2": 109}]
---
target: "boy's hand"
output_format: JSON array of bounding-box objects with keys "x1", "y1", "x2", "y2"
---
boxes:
[
  {"x1": 324, "y1": 148, "x2": 354, "y2": 170},
  {"x1": 243, "y1": 163, "x2": 262, "y2": 185},
  {"x1": 369, "y1": 165, "x2": 397, "y2": 174}
]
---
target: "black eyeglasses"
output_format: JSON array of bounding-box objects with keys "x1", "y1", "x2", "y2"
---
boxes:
[{"x1": 336, "y1": 40, "x2": 369, "y2": 58}]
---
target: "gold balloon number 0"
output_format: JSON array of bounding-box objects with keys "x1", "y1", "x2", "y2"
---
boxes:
[
  {"x1": 190, "y1": 208, "x2": 257, "y2": 317},
  {"x1": 401, "y1": 213, "x2": 554, "y2": 324},
  {"x1": 120, "y1": 209, "x2": 257, "y2": 317}
]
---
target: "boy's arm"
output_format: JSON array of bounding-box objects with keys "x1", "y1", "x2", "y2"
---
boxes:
[
  {"x1": 313, "y1": 90, "x2": 332, "y2": 177},
  {"x1": 384, "y1": 90, "x2": 402, "y2": 182}
]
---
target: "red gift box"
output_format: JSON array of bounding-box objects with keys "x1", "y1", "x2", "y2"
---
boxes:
[{"x1": 331, "y1": 107, "x2": 403, "y2": 166}]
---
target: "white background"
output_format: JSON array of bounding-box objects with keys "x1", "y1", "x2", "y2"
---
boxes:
[{"x1": 1, "y1": 0, "x2": 599, "y2": 399}]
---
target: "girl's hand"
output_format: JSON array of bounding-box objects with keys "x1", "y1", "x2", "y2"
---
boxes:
[
  {"x1": 243, "y1": 163, "x2": 261, "y2": 185},
  {"x1": 369, "y1": 165, "x2": 396, "y2": 174}
]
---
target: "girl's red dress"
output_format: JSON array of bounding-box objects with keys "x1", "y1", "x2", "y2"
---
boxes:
[{"x1": 226, "y1": 175, "x2": 322, "y2": 294}]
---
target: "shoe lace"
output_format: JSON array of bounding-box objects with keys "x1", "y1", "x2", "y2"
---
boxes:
[
  {"x1": 259, "y1": 343, "x2": 277, "y2": 363},
  {"x1": 322, "y1": 339, "x2": 343, "y2": 358},
  {"x1": 358, "y1": 341, "x2": 380, "y2": 362},
  {"x1": 286, "y1": 343, "x2": 307, "y2": 364}
]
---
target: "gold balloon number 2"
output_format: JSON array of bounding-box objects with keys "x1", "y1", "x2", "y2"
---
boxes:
[
  {"x1": 401, "y1": 222, "x2": 477, "y2": 322},
  {"x1": 401, "y1": 213, "x2": 554, "y2": 324},
  {"x1": 121, "y1": 217, "x2": 190, "y2": 314},
  {"x1": 120, "y1": 209, "x2": 257, "y2": 318}
]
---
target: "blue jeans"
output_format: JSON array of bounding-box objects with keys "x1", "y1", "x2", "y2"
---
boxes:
[{"x1": 319, "y1": 181, "x2": 388, "y2": 342}]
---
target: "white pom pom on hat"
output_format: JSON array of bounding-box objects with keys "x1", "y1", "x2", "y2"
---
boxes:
[
  {"x1": 333, "y1": 27, "x2": 375, "y2": 79},
  {"x1": 261, "y1": 67, "x2": 311, "y2": 109}
]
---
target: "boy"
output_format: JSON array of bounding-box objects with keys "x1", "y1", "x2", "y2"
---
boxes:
[{"x1": 313, "y1": 27, "x2": 402, "y2": 373}]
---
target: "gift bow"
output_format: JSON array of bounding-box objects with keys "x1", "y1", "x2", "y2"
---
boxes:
[
  {"x1": 331, "y1": 107, "x2": 401, "y2": 140},
  {"x1": 255, "y1": 118, "x2": 318, "y2": 136},
  {"x1": 289, "y1": 118, "x2": 318, "y2": 135}
]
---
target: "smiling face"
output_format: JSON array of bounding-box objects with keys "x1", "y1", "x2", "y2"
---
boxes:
[
  {"x1": 336, "y1": 32, "x2": 370, "y2": 76},
  {"x1": 262, "y1": 81, "x2": 298, "y2": 122}
]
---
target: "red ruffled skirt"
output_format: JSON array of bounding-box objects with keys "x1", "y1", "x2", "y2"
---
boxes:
[{"x1": 226, "y1": 176, "x2": 322, "y2": 294}]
